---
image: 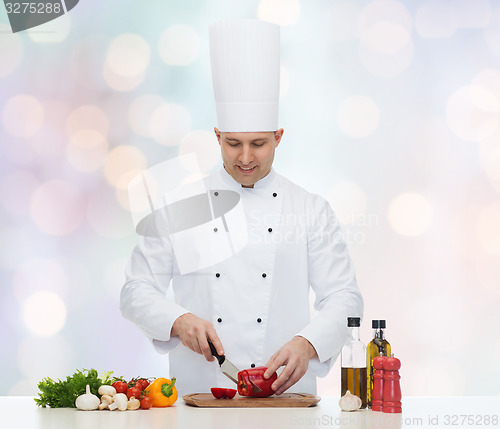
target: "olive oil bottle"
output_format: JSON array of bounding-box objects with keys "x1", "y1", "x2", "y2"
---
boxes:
[
  {"x1": 341, "y1": 367, "x2": 367, "y2": 408},
  {"x1": 366, "y1": 320, "x2": 391, "y2": 408},
  {"x1": 341, "y1": 317, "x2": 367, "y2": 409}
]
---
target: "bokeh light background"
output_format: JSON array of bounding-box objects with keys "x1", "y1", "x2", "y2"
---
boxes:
[{"x1": 1, "y1": 0, "x2": 500, "y2": 397}]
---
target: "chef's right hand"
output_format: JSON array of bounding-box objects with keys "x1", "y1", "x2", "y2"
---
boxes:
[{"x1": 171, "y1": 313, "x2": 224, "y2": 362}]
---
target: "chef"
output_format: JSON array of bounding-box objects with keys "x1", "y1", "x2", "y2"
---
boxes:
[{"x1": 121, "y1": 19, "x2": 363, "y2": 396}]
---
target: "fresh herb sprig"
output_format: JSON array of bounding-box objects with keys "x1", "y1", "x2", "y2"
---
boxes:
[{"x1": 35, "y1": 368, "x2": 113, "y2": 408}]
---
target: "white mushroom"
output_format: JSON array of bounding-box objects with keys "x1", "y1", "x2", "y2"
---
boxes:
[
  {"x1": 99, "y1": 394, "x2": 113, "y2": 410},
  {"x1": 127, "y1": 396, "x2": 141, "y2": 410},
  {"x1": 98, "y1": 385, "x2": 116, "y2": 396},
  {"x1": 75, "y1": 385, "x2": 100, "y2": 411},
  {"x1": 109, "y1": 393, "x2": 128, "y2": 411}
]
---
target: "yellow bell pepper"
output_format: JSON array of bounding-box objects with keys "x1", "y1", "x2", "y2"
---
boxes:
[{"x1": 146, "y1": 377, "x2": 177, "y2": 407}]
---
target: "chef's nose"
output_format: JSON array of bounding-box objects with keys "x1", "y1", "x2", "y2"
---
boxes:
[{"x1": 239, "y1": 144, "x2": 254, "y2": 165}]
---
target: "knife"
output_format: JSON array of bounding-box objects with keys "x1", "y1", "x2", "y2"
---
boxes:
[{"x1": 208, "y1": 340, "x2": 262, "y2": 392}]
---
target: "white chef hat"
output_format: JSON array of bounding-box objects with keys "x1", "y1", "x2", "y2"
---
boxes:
[{"x1": 209, "y1": 19, "x2": 280, "y2": 132}]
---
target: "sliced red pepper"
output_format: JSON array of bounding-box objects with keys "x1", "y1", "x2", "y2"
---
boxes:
[
  {"x1": 211, "y1": 388, "x2": 237, "y2": 399},
  {"x1": 237, "y1": 366, "x2": 277, "y2": 398}
]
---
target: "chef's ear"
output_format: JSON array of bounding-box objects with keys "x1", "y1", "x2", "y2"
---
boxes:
[
  {"x1": 274, "y1": 128, "x2": 284, "y2": 147},
  {"x1": 214, "y1": 127, "x2": 222, "y2": 145}
]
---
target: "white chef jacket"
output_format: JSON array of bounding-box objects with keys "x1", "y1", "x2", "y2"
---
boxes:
[{"x1": 121, "y1": 167, "x2": 363, "y2": 396}]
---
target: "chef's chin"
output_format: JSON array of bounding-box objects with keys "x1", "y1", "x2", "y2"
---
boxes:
[
  {"x1": 230, "y1": 168, "x2": 258, "y2": 187},
  {"x1": 237, "y1": 176, "x2": 256, "y2": 187}
]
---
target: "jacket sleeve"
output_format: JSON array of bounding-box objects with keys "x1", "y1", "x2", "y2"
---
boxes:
[
  {"x1": 120, "y1": 233, "x2": 190, "y2": 354},
  {"x1": 296, "y1": 195, "x2": 364, "y2": 376}
]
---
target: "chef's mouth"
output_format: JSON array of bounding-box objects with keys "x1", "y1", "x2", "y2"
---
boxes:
[{"x1": 237, "y1": 165, "x2": 257, "y2": 174}]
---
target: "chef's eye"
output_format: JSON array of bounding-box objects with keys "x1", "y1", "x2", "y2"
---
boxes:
[{"x1": 253, "y1": 143, "x2": 264, "y2": 147}]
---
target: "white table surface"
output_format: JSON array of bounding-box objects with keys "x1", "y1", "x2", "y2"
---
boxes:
[{"x1": 3, "y1": 396, "x2": 499, "y2": 429}]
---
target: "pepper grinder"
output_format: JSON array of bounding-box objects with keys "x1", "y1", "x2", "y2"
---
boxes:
[
  {"x1": 382, "y1": 354, "x2": 402, "y2": 413},
  {"x1": 371, "y1": 354, "x2": 386, "y2": 412}
]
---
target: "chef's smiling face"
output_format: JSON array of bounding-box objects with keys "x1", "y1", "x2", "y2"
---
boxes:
[{"x1": 215, "y1": 127, "x2": 284, "y2": 188}]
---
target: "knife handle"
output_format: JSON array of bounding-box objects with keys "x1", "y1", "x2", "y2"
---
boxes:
[{"x1": 208, "y1": 339, "x2": 225, "y2": 366}]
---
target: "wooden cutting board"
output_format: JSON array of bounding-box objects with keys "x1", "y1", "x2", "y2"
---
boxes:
[{"x1": 183, "y1": 392, "x2": 320, "y2": 408}]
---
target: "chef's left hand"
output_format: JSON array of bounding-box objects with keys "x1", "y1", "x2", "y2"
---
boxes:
[{"x1": 264, "y1": 336, "x2": 318, "y2": 395}]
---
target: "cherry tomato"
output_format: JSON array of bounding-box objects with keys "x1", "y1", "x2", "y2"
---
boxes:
[
  {"x1": 211, "y1": 388, "x2": 237, "y2": 399},
  {"x1": 140, "y1": 396, "x2": 153, "y2": 409},
  {"x1": 136, "y1": 378, "x2": 150, "y2": 390},
  {"x1": 112, "y1": 381, "x2": 128, "y2": 394},
  {"x1": 127, "y1": 386, "x2": 142, "y2": 400}
]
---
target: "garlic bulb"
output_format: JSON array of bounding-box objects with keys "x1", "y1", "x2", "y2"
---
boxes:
[
  {"x1": 75, "y1": 385, "x2": 100, "y2": 410},
  {"x1": 338, "y1": 390, "x2": 362, "y2": 412}
]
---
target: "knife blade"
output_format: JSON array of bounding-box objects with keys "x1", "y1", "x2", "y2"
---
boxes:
[{"x1": 207, "y1": 340, "x2": 261, "y2": 392}]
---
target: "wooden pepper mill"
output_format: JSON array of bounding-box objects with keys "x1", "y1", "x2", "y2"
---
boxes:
[
  {"x1": 371, "y1": 355, "x2": 386, "y2": 411},
  {"x1": 382, "y1": 354, "x2": 402, "y2": 413}
]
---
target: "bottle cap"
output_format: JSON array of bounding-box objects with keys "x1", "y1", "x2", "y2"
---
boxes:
[
  {"x1": 347, "y1": 317, "x2": 360, "y2": 327},
  {"x1": 372, "y1": 320, "x2": 386, "y2": 329}
]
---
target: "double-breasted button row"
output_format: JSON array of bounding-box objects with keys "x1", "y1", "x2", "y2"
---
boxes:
[
  {"x1": 216, "y1": 317, "x2": 262, "y2": 323},
  {"x1": 269, "y1": 192, "x2": 277, "y2": 237},
  {"x1": 216, "y1": 272, "x2": 267, "y2": 279}
]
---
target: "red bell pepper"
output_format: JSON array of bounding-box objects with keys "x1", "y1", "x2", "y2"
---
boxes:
[
  {"x1": 210, "y1": 388, "x2": 237, "y2": 399},
  {"x1": 237, "y1": 366, "x2": 277, "y2": 398}
]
